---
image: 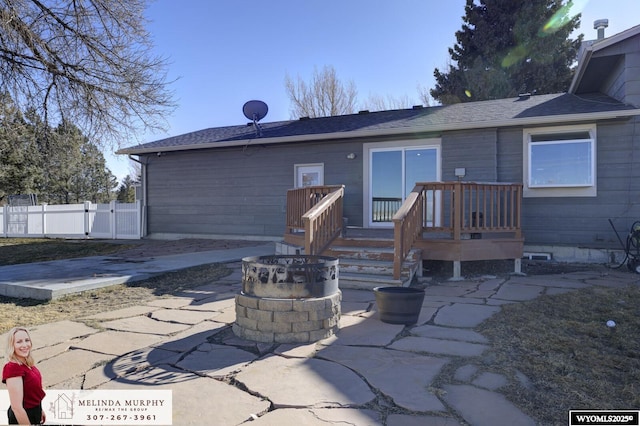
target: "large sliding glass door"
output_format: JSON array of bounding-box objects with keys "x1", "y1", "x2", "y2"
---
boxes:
[{"x1": 369, "y1": 146, "x2": 439, "y2": 226}]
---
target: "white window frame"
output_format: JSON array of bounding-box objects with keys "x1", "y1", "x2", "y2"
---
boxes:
[
  {"x1": 523, "y1": 124, "x2": 597, "y2": 198},
  {"x1": 294, "y1": 163, "x2": 324, "y2": 188}
]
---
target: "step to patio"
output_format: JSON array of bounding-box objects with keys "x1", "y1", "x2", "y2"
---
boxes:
[
  {"x1": 338, "y1": 271, "x2": 406, "y2": 290},
  {"x1": 330, "y1": 246, "x2": 422, "y2": 291},
  {"x1": 275, "y1": 240, "x2": 422, "y2": 291}
]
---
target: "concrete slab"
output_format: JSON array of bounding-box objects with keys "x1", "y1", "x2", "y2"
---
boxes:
[
  {"x1": 319, "y1": 314, "x2": 403, "y2": 347},
  {"x1": 492, "y1": 283, "x2": 544, "y2": 301},
  {"x1": 81, "y1": 305, "x2": 160, "y2": 320},
  {"x1": 465, "y1": 289, "x2": 497, "y2": 298},
  {"x1": 417, "y1": 306, "x2": 439, "y2": 325},
  {"x1": 208, "y1": 305, "x2": 236, "y2": 324},
  {"x1": 100, "y1": 315, "x2": 192, "y2": 335},
  {"x1": 339, "y1": 288, "x2": 376, "y2": 303},
  {"x1": 318, "y1": 345, "x2": 448, "y2": 412},
  {"x1": 82, "y1": 363, "x2": 119, "y2": 390},
  {"x1": 454, "y1": 364, "x2": 479, "y2": 382},
  {"x1": 478, "y1": 278, "x2": 506, "y2": 291},
  {"x1": 235, "y1": 355, "x2": 375, "y2": 408},
  {"x1": 110, "y1": 346, "x2": 182, "y2": 373},
  {"x1": 33, "y1": 340, "x2": 82, "y2": 362},
  {"x1": 146, "y1": 297, "x2": 195, "y2": 308},
  {"x1": 472, "y1": 372, "x2": 508, "y2": 390},
  {"x1": 434, "y1": 304, "x2": 501, "y2": 328},
  {"x1": 20, "y1": 320, "x2": 99, "y2": 349},
  {"x1": 250, "y1": 408, "x2": 382, "y2": 425},
  {"x1": 176, "y1": 342, "x2": 257, "y2": 378},
  {"x1": 425, "y1": 295, "x2": 487, "y2": 305},
  {"x1": 442, "y1": 385, "x2": 536, "y2": 426},
  {"x1": 341, "y1": 301, "x2": 372, "y2": 315},
  {"x1": 150, "y1": 308, "x2": 219, "y2": 325},
  {"x1": 152, "y1": 320, "x2": 227, "y2": 352},
  {"x1": 390, "y1": 336, "x2": 489, "y2": 357},
  {"x1": 411, "y1": 325, "x2": 488, "y2": 344},
  {"x1": 37, "y1": 348, "x2": 114, "y2": 386},
  {"x1": 274, "y1": 342, "x2": 319, "y2": 359},
  {"x1": 0, "y1": 243, "x2": 274, "y2": 300},
  {"x1": 71, "y1": 330, "x2": 165, "y2": 356},
  {"x1": 101, "y1": 366, "x2": 271, "y2": 426},
  {"x1": 180, "y1": 295, "x2": 236, "y2": 312},
  {"x1": 424, "y1": 285, "x2": 472, "y2": 297}
]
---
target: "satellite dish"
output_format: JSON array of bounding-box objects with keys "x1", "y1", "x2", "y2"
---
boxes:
[{"x1": 243, "y1": 100, "x2": 268, "y2": 122}]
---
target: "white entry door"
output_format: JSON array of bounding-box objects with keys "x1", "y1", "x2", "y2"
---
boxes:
[{"x1": 295, "y1": 164, "x2": 324, "y2": 188}]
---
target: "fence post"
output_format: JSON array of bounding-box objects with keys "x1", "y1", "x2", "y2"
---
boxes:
[
  {"x1": 136, "y1": 200, "x2": 142, "y2": 238},
  {"x1": 2, "y1": 205, "x2": 6, "y2": 237},
  {"x1": 110, "y1": 200, "x2": 117, "y2": 239},
  {"x1": 84, "y1": 201, "x2": 91, "y2": 238},
  {"x1": 41, "y1": 204, "x2": 47, "y2": 237}
]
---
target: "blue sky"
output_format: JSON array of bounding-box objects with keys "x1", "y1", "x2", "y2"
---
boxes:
[{"x1": 108, "y1": 0, "x2": 640, "y2": 180}]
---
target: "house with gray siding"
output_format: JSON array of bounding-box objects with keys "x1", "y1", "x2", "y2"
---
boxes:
[{"x1": 119, "y1": 24, "x2": 640, "y2": 271}]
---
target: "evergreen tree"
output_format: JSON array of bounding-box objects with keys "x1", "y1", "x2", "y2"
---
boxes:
[
  {"x1": 0, "y1": 94, "x2": 43, "y2": 203},
  {"x1": 116, "y1": 175, "x2": 138, "y2": 203},
  {"x1": 431, "y1": 0, "x2": 582, "y2": 104},
  {"x1": 42, "y1": 123, "x2": 117, "y2": 204}
]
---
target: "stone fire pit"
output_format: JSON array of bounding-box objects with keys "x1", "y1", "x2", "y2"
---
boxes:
[{"x1": 233, "y1": 255, "x2": 341, "y2": 343}]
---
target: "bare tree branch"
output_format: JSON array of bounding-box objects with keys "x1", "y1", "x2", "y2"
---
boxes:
[
  {"x1": 284, "y1": 65, "x2": 357, "y2": 119},
  {"x1": 0, "y1": 0, "x2": 176, "y2": 148}
]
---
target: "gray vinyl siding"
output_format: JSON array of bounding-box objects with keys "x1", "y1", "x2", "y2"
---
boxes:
[
  {"x1": 496, "y1": 128, "x2": 523, "y2": 182},
  {"x1": 601, "y1": 56, "x2": 626, "y2": 102},
  {"x1": 520, "y1": 119, "x2": 640, "y2": 248},
  {"x1": 625, "y1": 51, "x2": 640, "y2": 107},
  {"x1": 144, "y1": 139, "x2": 365, "y2": 237},
  {"x1": 595, "y1": 34, "x2": 640, "y2": 107},
  {"x1": 441, "y1": 129, "x2": 497, "y2": 181},
  {"x1": 142, "y1": 118, "x2": 639, "y2": 250}
]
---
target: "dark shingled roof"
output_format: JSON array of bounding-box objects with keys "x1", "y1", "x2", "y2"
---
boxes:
[{"x1": 119, "y1": 92, "x2": 639, "y2": 154}]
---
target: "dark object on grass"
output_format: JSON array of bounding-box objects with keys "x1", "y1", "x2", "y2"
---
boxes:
[{"x1": 608, "y1": 219, "x2": 640, "y2": 272}]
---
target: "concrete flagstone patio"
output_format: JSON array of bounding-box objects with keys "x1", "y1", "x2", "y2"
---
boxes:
[{"x1": 1, "y1": 253, "x2": 639, "y2": 425}]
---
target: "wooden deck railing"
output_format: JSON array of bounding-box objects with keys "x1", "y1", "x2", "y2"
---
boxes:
[
  {"x1": 392, "y1": 182, "x2": 523, "y2": 279},
  {"x1": 285, "y1": 185, "x2": 344, "y2": 255},
  {"x1": 392, "y1": 186, "x2": 424, "y2": 280}
]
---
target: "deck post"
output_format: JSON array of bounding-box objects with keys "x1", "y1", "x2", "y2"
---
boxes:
[
  {"x1": 452, "y1": 261, "x2": 462, "y2": 280},
  {"x1": 453, "y1": 182, "x2": 462, "y2": 241},
  {"x1": 514, "y1": 258, "x2": 522, "y2": 275}
]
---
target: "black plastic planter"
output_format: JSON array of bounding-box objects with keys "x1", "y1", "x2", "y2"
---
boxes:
[{"x1": 373, "y1": 286, "x2": 426, "y2": 325}]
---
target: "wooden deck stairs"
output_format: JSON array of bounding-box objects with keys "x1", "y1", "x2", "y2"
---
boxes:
[
  {"x1": 283, "y1": 182, "x2": 524, "y2": 284},
  {"x1": 323, "y1": 239, "x2": 422, "y2": 290}
]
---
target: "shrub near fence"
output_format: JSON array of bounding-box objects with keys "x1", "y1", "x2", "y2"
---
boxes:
[{"x1": 0, "y1": 201, "x2": 141, "y2": 240}]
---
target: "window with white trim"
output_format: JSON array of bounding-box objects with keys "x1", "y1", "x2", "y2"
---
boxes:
[{"x1": 523, "y1": 125, "x2": 596, "y2": 197}]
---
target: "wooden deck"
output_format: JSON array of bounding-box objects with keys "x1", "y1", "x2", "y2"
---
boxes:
[{"x1": 284, "y1": 182, "x2": 524, "y2": 280}]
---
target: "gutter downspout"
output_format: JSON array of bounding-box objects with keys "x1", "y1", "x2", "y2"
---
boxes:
[{"x1": 128, "y1": 154, "x2": 148, "y2": 238}]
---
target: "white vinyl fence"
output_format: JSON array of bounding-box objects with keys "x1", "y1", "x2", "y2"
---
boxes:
[{"x1": 0, "y1": 201, "x2": 141, "y2": 240}]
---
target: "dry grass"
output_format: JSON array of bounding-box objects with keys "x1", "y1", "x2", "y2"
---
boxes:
[
  {"x1": 0, "y1": 238, "x2": 138, "y2": 265},
  {"x1": 0, "y1": 238, "x2": 232, "y2": 333},
  {"x1": 0, "y1": 262, "x2": 231, "y2": 334},
  {"x1": 476, "y1": 285, "x2": 640, "y2": 425}
]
